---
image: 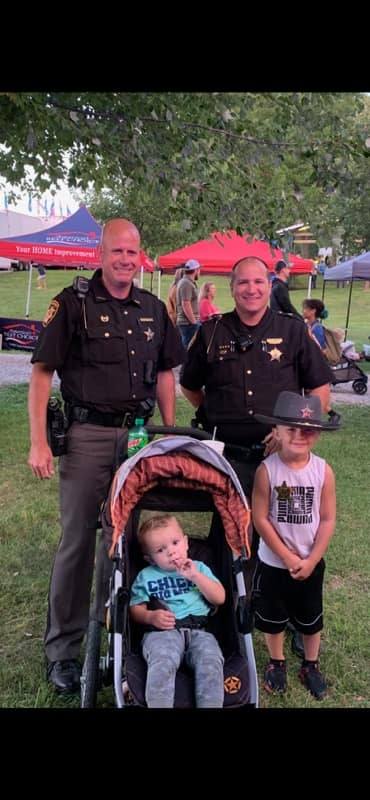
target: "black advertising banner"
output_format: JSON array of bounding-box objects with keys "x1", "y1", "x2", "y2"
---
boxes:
[{"x1": 0, "y1": 317, "x2": 42, "y2": 351}]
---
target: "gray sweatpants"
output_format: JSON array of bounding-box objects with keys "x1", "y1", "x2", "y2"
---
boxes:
[
  {"x1": 142, "y1": 628, "x2": 225, "y2": 708},
  {"x1": 45, "y1": 422, "x2": 127, "y2": 662}
]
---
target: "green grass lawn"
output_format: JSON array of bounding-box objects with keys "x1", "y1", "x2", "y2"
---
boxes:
[
  {"x1": 1, "y1": 270, "x2": 370, "y2": 355},
  {"x1": 0, "y1": 388, "x2": 369, "y2": 708}
]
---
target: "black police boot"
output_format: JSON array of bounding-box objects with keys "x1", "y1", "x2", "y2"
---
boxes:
[{"x1": 47, "y1": 659, "x2": 81, "y2": 694}]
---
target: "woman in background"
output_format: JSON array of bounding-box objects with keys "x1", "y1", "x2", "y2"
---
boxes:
[
  {"x1": 302, "y1": 298, "x2": 327, "y2": 348},
  {"x1": 199, "y1": 281, "x2": 220, "y2": 322}
]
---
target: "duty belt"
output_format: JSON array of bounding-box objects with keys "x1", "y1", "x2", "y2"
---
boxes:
[
  {"x1": 67, "y1": 405, "x2": 135, "y2": 428},
  {"x1": 224, "y1": 442, "x2": 265, "y2": 461}
]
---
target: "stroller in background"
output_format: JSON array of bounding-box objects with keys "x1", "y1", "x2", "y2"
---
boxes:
[
  {"x1": 80, "y1": 426, "x2": 259, "y2": 709},
  {"x1": 320, "y1": 326, "x2": 368, "y2": 395},
  {"x1": 330, "y1": 353, "x2": 368, "y2": 395}
]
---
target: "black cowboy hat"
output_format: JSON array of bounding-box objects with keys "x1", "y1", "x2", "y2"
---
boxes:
[{"x1": 255, "y1": 391, "x2": 340, "y2": 431}]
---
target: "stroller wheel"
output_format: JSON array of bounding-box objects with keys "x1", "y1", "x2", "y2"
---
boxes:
[
  {"x1": 352, "y1": 379, "x2": 368, "y2": 395},
  {"x1": 80, "y1": 620, "x2": 102, "y2": 708}
]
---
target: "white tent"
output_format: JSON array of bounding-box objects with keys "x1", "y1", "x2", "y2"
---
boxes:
[{"x1": 0, "y1": 210, "x2": 63, "y2": 270}]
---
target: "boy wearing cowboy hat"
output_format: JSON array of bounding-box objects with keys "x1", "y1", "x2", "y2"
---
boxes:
[{"x1": 252, "y1": 391, "x2": 339, "y2": 700}]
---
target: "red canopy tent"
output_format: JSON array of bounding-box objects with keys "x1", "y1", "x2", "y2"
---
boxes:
[
  {"x1": 140, "y1": 252, "x2": 155, "y2": 273},
  {"x1": 0, "y1": 205, "x2": 154, "y2": 271},
  {"x1": 158, "y1": 231, "x2": 313, "y2": 275}
]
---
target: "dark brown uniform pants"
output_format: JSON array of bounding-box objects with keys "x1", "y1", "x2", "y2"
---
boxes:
[{"x1": 44, "y1": 422, "x2": 128, "y2": 662}]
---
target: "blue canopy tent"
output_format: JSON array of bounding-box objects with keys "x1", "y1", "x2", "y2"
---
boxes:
[
  {"x1": 0, "y1": 206, "x2": 155, "y2": 318},
  {"x1": 0, "y1": 206, "x2": 102, "y2": 267},
  {"x1": 322, "y1": 251, "x2": 370, "y2": 337}
]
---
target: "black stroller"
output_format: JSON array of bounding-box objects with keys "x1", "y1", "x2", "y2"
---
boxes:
[
  {"x1": 330, "y1": 355, "x2": 368, "y2": 395},
  {"x1": 80, "y1": 426, "x2": 259, "y2": 709}
]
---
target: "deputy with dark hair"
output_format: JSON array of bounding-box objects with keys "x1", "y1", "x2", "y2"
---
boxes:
[
  {"x1": 180, "y1": 257, "x2": 333, "y2": 466},
  {"x1": 28, "y1": 218, "x2": 184, "y2": 694},
  {"x1": 180, "y1": 256, "x2": 334, "y2": 655}
]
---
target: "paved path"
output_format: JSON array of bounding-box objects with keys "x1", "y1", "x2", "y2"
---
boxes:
[{"x1": 0, "y1": 352, "x2": 369, "y2": 405}]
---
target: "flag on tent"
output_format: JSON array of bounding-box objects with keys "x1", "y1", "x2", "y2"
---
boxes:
[{"x1": 28, "y1": 193, "x2": 33, "y2": 213}]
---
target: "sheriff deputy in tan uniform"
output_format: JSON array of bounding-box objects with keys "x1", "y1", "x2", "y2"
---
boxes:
[{"x1": 28, "y1": 218, "x2": 184, "y2": 694}]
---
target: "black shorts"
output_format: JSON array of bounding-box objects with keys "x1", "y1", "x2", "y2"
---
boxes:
[{"x1": 252, "y1": 558, "x2": 325, "y2": 635}]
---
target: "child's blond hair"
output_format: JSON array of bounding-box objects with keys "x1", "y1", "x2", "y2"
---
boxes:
[
  {"x1": 138, "y1": 514, "x2": 183, "y2": 551},
  {"x1": 333, "y1": 327, "x2": 345, "y2": 343}
]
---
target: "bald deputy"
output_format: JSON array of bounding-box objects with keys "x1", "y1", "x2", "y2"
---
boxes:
[{"x1": 28, "y1": 218, "x2": 184, "y2": 694}]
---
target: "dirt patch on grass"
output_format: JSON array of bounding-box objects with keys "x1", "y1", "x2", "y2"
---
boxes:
[{"x1": 328, "y1": 574, "x2": 346, "y2": 590}]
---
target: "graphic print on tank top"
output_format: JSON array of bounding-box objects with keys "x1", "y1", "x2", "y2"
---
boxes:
[{"x1": 274, "y1": 480, "x2": 314, "y2": 525}]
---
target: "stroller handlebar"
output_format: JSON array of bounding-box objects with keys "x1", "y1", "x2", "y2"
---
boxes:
[{"x1": 146, "y1": 425, "x2": 213, "y2": 440}]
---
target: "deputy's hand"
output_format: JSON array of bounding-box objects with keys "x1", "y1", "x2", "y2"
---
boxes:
[
  {"x1": 262, "y1": 430, "x2": 281, "y2": 457},
  {"x1": 28, "y1": 443, "x2": 55, "y2": 479}
]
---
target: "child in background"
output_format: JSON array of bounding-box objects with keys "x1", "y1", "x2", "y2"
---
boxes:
[
  {"x1": 252, "y1": 391, "x2": 339, "y2": 700},
  {"x1": 130, "y1": 514, "x2": 225, "y2": 707},
  {"x1": 333, "y1": 328, "x2": 361, "y2": 361}
]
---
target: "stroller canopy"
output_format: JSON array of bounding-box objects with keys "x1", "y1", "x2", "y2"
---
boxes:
[{"x1": 109, "y1": 436, "x2": 251, "y2": 558}]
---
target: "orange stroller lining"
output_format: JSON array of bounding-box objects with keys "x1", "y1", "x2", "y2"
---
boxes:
[{"x1": 109, "y1": 451, "x2": 250, "y2": 558}]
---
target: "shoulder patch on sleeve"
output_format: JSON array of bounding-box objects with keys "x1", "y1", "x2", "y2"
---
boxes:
[{"x1": 42, "y1": 300, "x2": 60, "y2": 327}]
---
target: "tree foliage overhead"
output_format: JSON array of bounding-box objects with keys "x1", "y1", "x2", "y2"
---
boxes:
[{"x1": 0, "y1": 92, "x2": 369, "y2": 252}]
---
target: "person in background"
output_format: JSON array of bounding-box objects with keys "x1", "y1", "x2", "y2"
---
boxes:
[
  {"x1": 176, "y1": 259, "x2": 201, "y2": 347},
  {"x1": 318, "y1": 258, "x2": 326, "y2": 277},
  {"x1": 130, "y1": 514, "x2": 225, "y2": 707},
  {"x1": 36, "y1": 264, "x2": 47, "y2": 289},
  {"x1": 270, "y1": 261, "x2": 302, "y2": 319},
  {"x1": 311, "y1": 259, "x2": 318, "y2": 290},
  {"x1": 166, "y1": 267, "x2": 184, "y2": 325},
  {"x1": 252, "y1": 391, "x2": 338, "y2": 700},
  {"x1": 28, "y1": 218, "x2": 184, "y2": 695},
  {"x1": 199, "y1": 281, "x2": 220, "y2": 322},
  {"x1": 333, "y1": 328, "x2": 362, "y2": 361},
  {"x1": 302, "y1": 298, "x2": 327, "y2": 349}
]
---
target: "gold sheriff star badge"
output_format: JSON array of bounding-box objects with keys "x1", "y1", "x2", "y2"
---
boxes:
[
  {"x1": 224, "y1": 676, "x2": 241, "y2": 694},
  {"x1": 144, "y1": 327, "x2": 155, "y2": 342},
  {"x1": 275, "y1": 481, "x2": 292, "y2": 500},
  {"x1": 269, "y1": 347, "x2": 283, "y2": 361}
]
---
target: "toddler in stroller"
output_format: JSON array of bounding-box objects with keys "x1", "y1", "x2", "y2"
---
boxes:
[
  {"x1": 130, "y1": 513, "x2": 226, "y2": 707},
  {"x1": 80, "y1": 427, "x2": 259, "y2": 709}
]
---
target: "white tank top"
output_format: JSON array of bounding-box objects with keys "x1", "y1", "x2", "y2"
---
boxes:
[{"x1": 258, "y1": 451, "x2": 326, "y2": 568}]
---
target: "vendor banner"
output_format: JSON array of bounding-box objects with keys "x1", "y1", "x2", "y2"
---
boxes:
[{"x1": 0, "y1": 317, "x2": 42, "y2": 351}]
